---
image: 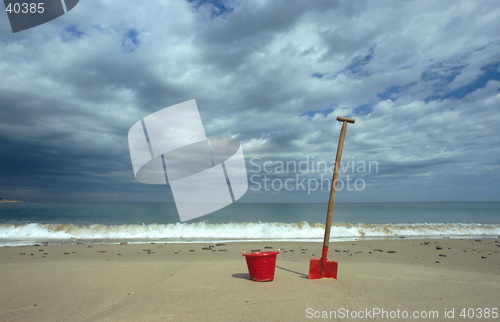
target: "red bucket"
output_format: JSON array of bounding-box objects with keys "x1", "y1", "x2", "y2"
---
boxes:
[{"x1": 242, "y1": 249, "x2": 279, "y2": 282}]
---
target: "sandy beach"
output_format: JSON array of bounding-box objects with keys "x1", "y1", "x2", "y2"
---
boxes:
[{"x1": 0, "y1": 238, "x2": 498, "y2": 321}]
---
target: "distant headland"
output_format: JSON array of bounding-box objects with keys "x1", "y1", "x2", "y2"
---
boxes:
[{"x1": 0, "y1": 197, "x2": 24, "y2": 203}]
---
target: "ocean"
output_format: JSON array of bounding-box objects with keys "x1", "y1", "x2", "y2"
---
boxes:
[{"x1": 0, "y1": 202, "x2": 499, "y2": 246}]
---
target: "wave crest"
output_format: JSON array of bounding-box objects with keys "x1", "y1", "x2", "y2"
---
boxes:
[{"x1": 0, "y1": 222, "x2": 499, "y2": 246}]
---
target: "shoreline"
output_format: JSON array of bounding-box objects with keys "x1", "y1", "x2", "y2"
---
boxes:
[
  {"x1": 1, "y1": 234, "x2": 499, "y2": 248},
  {"x1": 0, "y1": 239, "x2": 498, "y2": 321},
  {"x1": 1, "y1": 220, "x2": 499, "y2": 248}
]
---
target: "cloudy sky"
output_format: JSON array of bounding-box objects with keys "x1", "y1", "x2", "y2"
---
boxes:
[{"x1": 1, "y1": 0, "x2": 499, "y2": 203}]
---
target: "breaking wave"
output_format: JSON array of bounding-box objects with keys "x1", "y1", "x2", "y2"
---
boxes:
[{"x1": 1, "y1": 222, "x2": 499, "y2": 246}]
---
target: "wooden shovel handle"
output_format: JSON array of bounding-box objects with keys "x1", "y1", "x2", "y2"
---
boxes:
[{"x1": 322, "y1": 116, "x2": 355, "y2": 249}]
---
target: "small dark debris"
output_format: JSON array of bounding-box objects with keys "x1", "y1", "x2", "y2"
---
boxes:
[
  {"x1": 251, "y1": 249, "x2": 261, "y2": 252},
  {"x1": 481, "y1": 256, "x2": 487, "y2": 259},
  {"x1": 264, "y1": 246, "x2": 273, "y2": 249},
  {"x1": 387, "y1": 250, "x2": 396, "y2": 254},
  {"x1": 439, "y1": 254, "x2": 447, "y2": 257},
  {"x1": 435, "y1": 246, "x2": 443, "y2": 250},
  {"x1": 216, "y1": 243, "x2": 226, "y2": 246},
  {"x1": 435, "y1": 261, "x2": 440, "y2": 264}
]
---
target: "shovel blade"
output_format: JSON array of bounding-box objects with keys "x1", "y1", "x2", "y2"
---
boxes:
[{"x1": 309, "y1": 258, "x2": 338, "y2": 279}]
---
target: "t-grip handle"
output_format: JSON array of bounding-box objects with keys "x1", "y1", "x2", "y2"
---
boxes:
[{"x1": 336, "y1": 116, "x2": 355, "y2": 124}]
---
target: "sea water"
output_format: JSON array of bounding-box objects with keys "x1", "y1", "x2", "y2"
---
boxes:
[{"x1": 0, "y1": 202, "x2": 499, "y2": 246}]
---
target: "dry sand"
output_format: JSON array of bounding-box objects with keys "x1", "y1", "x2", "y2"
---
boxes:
[{"x1": 0, "y1": 239, "x2": 499, "y2": 321}]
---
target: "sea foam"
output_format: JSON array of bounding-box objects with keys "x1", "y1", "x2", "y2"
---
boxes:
[{"x1": 0, "y1": 222, "x2": 499, "y2": 246}]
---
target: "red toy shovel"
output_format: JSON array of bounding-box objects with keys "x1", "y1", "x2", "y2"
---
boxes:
[{"x1": 309, "y1": 116, "x2": 355, "y2": 279}]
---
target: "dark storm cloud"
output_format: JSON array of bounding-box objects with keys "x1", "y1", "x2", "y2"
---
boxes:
[{"x1": 1, "y1": 0, "x2": 499, "y2": 202}]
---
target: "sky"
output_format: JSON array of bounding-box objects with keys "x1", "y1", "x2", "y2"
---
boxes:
[{"x1": 1, "y1": 0, "x2": 499, "y2": 203}]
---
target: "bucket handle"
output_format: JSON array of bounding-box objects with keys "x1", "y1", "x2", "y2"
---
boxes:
[{"x1": 242, "y1": 249, "x2": 280, "y2": 255}]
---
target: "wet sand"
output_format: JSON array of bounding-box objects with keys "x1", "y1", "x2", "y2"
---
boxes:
[{"x1": 0, "y1": 239, "x2": 498, "y2": 321}]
